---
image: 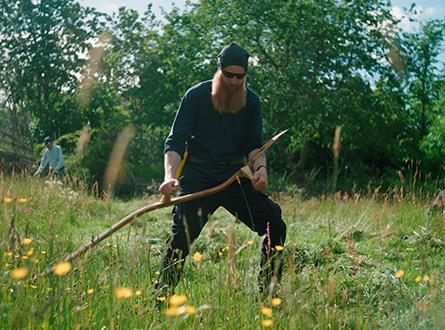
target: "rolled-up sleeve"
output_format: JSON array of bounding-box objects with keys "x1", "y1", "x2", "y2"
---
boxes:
[
  {"x1": 244, "y1": 96, "x2": 263, "y2": 154},
  {"x1": 164, "y1": 91, "x2": 194, "y2": 158}
]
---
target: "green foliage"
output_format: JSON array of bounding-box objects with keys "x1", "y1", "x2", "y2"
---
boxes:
[
  {"x1": 0, "y1": 0, "x2": 103, "y2": 140},
  {"x1": 399, "y1": 19, "x2": 445, "y2": 136},
  {"x1": 57, "y1": 131, "x2": 82, "y2": 155},
  {"x1": 420, "y1": 76, "x2": 445, "y2": 166},
  {"x1": 1, "y1": 0, "x2": 444, "y2": 193},
  {"x1": 421, "y1": 113, "x2": 445, "y2": 164}
]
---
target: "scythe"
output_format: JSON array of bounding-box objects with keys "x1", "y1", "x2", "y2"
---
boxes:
[{"x1": 34, "y1": 130, "x2": 287, "y2": 280}]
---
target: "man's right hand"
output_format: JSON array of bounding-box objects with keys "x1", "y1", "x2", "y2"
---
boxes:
[{"x1": 159, "y1": 178, "x2": 180, "y2": 196}]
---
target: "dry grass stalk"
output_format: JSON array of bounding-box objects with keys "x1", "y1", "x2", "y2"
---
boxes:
[
  {"x1": 76, "y1": 125, "x2": 91, "y2": 154},
  {"x1": 332, "y1": 125, "x2": 342, "y2": 192},
  {"x1": 226, "y1": 226, "x2": 239, "y2": 286},
  {"x1": 77, "y1": 31, "x2": 112, "y2": 107},
  {"x1": 333, "y1": 126, "x2": 342, "y2": 162},
  {"x1": 103, "y1": 127, "x2": 134, "y2": 193}
]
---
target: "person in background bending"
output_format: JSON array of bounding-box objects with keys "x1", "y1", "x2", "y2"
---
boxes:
[{"x1": 34, "y1": 136, "x2": 65, "y2": 182}]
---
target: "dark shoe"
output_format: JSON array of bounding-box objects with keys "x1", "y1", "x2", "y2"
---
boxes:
[{"x1": 258, "y1": 251, "x2": 283, "y2": 297}]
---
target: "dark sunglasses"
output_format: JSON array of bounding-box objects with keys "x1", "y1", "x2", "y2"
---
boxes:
[{"x1": 222, "y1": 70, "x2": 246, "y2": 79}]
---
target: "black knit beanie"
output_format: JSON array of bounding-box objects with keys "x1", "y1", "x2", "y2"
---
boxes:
[{"x1": 217, "y1": 43, "x2": 249, "y2": 71}]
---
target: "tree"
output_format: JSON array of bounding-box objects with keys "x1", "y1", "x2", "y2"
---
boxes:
[
  {"x1": 401, "y1": 19, "x2": 445, "y2": 136},
  {"x1": 0, "y1": 0, "x2": 103, "y2": 145}
]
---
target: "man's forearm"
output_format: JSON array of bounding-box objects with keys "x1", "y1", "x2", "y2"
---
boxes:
[
  {"x1": 37, "y1": 159, "x2": 46, "y2": 173},
  {"x1": 164, "y1": 151, "x2": 182, "y2": 180}
]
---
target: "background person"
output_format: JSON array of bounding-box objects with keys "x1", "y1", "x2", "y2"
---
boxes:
[{"x1": 34, "y1": 136, "x2": 65, "y2": 181}]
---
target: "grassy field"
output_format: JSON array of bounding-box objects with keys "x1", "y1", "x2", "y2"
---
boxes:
[{"x1": 1, "y1": 174, "x2": 444, "y2": 329}]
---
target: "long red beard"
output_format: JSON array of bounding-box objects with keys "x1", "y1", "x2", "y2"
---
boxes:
[{"x1": 211, "y1": 71, "x2": 246, "y2": 114}]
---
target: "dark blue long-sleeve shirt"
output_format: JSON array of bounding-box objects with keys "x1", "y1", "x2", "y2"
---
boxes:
[{"x1": 164, "y1": 80, "x2": 263, "y2": 183}]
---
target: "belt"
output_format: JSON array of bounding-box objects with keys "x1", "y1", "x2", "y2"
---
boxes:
[{"x1": 188, "y1": 154, "x2": 246, "y2": 166}]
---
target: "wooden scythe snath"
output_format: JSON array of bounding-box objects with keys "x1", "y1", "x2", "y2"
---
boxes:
[{"x1": 34, "y1": 130, "x2": 287, "y2": 280}]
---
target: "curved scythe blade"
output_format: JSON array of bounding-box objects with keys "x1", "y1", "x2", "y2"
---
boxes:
[{"x1": 248, "y1": 129, "x2": 288, "y2": 166}]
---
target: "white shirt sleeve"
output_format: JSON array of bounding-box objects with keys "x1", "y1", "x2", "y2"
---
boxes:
[{"x1": 37, "y1": 150, "x2": 49, "y2": 173}]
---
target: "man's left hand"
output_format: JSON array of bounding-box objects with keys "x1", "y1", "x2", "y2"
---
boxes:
[{"x1": 251, "y1": 166, "x2": 268, "y2": 191}]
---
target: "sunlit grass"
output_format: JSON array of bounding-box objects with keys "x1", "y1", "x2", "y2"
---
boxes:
[{"x1": 0, "y1": 174, "x2": 444, "y2": 328}]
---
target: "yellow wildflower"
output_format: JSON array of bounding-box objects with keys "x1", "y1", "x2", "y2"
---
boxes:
[
  {"x1": 21, "y1": 255, "x2": 28, "y2": 260},
  {"x1": 135, "y1": 290, "x2": 142, "y2": 296},
  {"x1": 271, "y1": 297, "x2": 282, "y2": 306},
  {"x1": 22, "y1": 238, "x2": 33, "y2": 245},
  {"x1": 262, "y1": 319, "x2": 273, "y2": 328},
  {"x1": 156, "y1": 296, "x2": 167, "y2": 302},
  {"x1": 3, "y1": 197, "x2": 13, "y2": 204},
  {"x1": 155, "y1": 271, "x2": 160, "y2": 275},
  {"x1": 164, "y1": 307, "x2": 180, "y2": 317},
  {"x1": 3, "y1": 251, "x2": 13, "y2": 257},
  {"x1": 193, "y1": 252, "x2": 202, "y2": 263},
  {"x1": 26, "y1": 248, "x2": 35, "y2": 256},
  {"x1": 261, "y1": 307, "x2": 273, "y2": 317},
  {"x1": 395, "y1": 269, "x2": 404, "y2": 278},
  {"x1": 247, "y1": 240, "x2": 254, "y2": 245},
  {"x1": 11, "y1": 267, "x2": 29, "y2": 280},
  {"x1": 184, "y1": 305, "x2": 196, "y2": 314},
  {"x1": 114, "y1": 287, "x2": 133, "y2": 298},
  {"x1": 18, "y1": 198, "x2": 28, "y2": 204},
  {"x1": 87, "y1": 288, "x2": 94, "y2": 295},
  {"x1": 423, "y1": 275, "x2": 430, "y2": 283},
  {"x1": 52, "y1": 261, "x2": 72, "y2": 276},
  {"x1": 275, "y1": 245, "x2": 284, "y2": 251},
  {"x1": 169, "y1": 294, "x2": 187, "y2": 306},
  {"x1": 415, "y1": 275, "x2": 421, "y2": 282},
  {"x1": 41, "y1": 250, "x2": 46, "y2": 254}
]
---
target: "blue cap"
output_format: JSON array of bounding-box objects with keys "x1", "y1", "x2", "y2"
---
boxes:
[{"x1": 44, "y1": 136, "x2": 53, "y2": 145}]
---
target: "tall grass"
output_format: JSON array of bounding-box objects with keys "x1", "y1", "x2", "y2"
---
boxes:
[{"x1": 1, "y1": 173, "x2": 444, "y2": 328}]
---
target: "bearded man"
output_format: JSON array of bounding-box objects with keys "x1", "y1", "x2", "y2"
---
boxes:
[{"x1": 156, "y1": 43, "x2": 286, "y2": 299}]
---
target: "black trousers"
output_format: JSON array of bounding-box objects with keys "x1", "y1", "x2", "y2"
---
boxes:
[{"x1": 156, "y1": 178, "x2": 287, "y2": 295}]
